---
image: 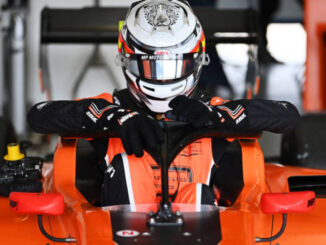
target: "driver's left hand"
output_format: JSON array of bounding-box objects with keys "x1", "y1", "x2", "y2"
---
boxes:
[{"x1": 168, "y1": 96, "x2": 220, "y2": 128}]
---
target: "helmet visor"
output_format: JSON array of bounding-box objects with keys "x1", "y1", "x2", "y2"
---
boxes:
[{"x1": 118, "y1": 53, "x2": 209, "y2": 81}]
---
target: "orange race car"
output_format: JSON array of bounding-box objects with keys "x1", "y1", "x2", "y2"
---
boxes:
[{"x1": 0, "y1": 119, "x2": 325, "y2": 245}]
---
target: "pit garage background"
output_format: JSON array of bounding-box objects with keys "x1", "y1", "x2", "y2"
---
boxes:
[{"x1": 0, "y1": 0, "x2": 307, "y2": 160}]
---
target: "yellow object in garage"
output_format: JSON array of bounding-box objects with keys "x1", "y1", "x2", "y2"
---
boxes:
[{"x1": 4, "y1": 143, "x2": 25, "y2": 161}]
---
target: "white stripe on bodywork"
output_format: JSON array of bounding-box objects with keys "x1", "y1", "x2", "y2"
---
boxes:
[
  {"x1": 105, "y1": 154, "x2": 109, "y2": 166},
  {"x1": 196, "y1": 183, "x2": 202, "y2": 212},
  {"x1": 121, "y1": 153, "x2": 135, "y2": 210},
  {"x1": 205, "y1": 158, "x2": 215, "y2": 185}
]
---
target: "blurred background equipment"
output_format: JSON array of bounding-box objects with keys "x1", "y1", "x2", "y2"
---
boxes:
[
  {"x1": 39, "y1": 5, "x2": 126, "y2": 100},
  {"x1": 0, "y1": 0, "x2": 309, "y2": 160},
  {"x1": 0, "y1": 116, "x2": 16, "y2": 162},
  {"x1": 0, "y1": 0, "x2": 4, "y2": 117},
  {"x1": 2, "y1": 0, "x2": 28, "y2": 138},
  {"x1": 39, "y1": 5, "x2": 260, "y2": 101},
  {"x1": 304, "y1": 0, "x2": 326, "y2": 112}
]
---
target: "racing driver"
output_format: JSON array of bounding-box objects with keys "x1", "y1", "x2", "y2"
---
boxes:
[{"x1": 28, "y1": 0, "x2": 300, "y2": 206}]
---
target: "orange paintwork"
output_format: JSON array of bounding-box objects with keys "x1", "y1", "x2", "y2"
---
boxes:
[
  {"x1": 265, "y1": 163, "x2": 326, "y2": 193},
  {"x1": 52, "y1": 138, "x2": 115, "y2": 245},
  {"x1": 255, "y1": 76, "x2": 260, "y2": 95},
  {"x1": 1, "y1": 135, "x2": 326, "y2": 244},
  {"x1": 304, "y1": 0, "x2": 326, "y2": 112},
  {"x1": 238, "y1": 139, "x2": 267, "y2": 207}
]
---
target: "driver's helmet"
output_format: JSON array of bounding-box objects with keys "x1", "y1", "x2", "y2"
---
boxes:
[{"x1": 116, "y1": 0, "x2": 209, "y2": 113}]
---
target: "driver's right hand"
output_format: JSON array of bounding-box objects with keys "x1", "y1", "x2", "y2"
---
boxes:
[
  {"x1": 83, "y1": 99, "x2": 164, "y2": 158},
  {"x1": 117, "y1": 112, "x2": 164, "y2": 157}
]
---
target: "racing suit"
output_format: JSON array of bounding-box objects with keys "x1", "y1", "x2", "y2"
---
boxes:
[{"x1": 27, "y1": 89, "x2": 300, "y2": 206}]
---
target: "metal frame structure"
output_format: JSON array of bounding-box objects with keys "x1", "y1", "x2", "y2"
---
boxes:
[{"x1": 1, "y1": 0, "x2": 28, "y2": 138}]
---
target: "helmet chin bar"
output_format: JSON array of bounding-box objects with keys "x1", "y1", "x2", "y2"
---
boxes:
[
  {"x1": 129, "y1": 84, "x2": 199, "y2": 114},
  {"x1": 127, "y1": 83, "x2": 172, "y2": 114},
  {"x1": 138, "y1": 79, "x2": 188, "y2": 99},
  {"x1": 125, "y1": 70, "x2": 199, "y2": 114},
  {"x1": 146, "y1": 98, "x2": 173, "y2": 114}
]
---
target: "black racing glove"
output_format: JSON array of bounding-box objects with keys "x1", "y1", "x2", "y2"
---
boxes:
[
  {"x1": 168, "y1": 95, "x2": 248, "y2": 129},
  {"x1": 117, "y1": 112, "x2": 164, "y2": 157},
  {"x1": 84, "y1": 100, "x2": 164, "y2": 157}
]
